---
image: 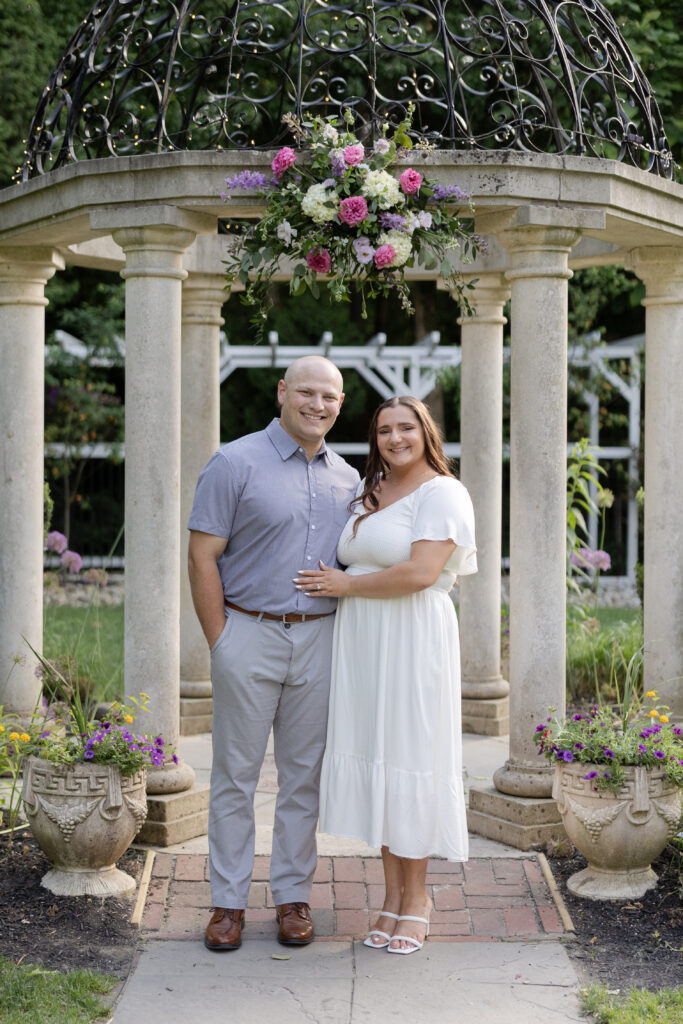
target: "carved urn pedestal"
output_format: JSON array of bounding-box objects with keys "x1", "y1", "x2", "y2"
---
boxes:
[
  {"x1": 553, "y1": 762, "x2": 681, "y2": 900},
  {"x1": 22, "y1": 757, "x2": 147, "y2": 897}
]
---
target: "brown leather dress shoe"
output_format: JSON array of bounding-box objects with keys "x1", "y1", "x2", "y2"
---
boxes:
[
  {"x1": 204, "y1": 908, "x2": 245, "y2": 951},
  {"x1": 276, "y1": 902, "x2": 315, "y2": 945}
]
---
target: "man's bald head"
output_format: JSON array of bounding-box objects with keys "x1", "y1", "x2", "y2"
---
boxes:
[{"x1": 283, "y1": 356, "x2": 344, "y2": 392}]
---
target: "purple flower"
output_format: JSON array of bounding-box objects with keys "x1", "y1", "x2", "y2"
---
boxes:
[
  {"x1": 674, "y1": 727, "x2": 681, "y2": 736},
  {"x1": 583, "y1": 771, "x2": 599, "y2": 780},
  {"x1": 221, "y1": 170, "x2": 270, "y2": 193},
  {"x1": 570, "y1": 547, "x2": 593, "y2": 568},
  {"x1": 155, "y1": 736, "x2": 164, "y2": 747},
  {"x1": 572, "y1": 714, "x2": 583, "y2": 721},
  {"x1": 379, "y1": 212, "x2": 407, "y2": 231},
  {"x1": 46, "y1": 531, "x2": 68, "y2": 554},
  {"x1": 84, "y1": 749, "x2": 94, "y2": 760},
  {"x1": 562, "y1": 750, "x2": 574, "y2": 762},
  {"x1": 603, "y1": 771, "x2": 611, "y2": 779},
  {"x1": 592, "y1": 549, "x2": 611, "y2": 572},
  {"x1": 603, "y1": 748, "x2": 615, "y2": 759},
  {"x1": 574, "y1": 742, "x2": 585, "y2": 750},
  {"x1": 172, "y1": 754, "x2": 179, "y2": 765},
  {"x1": 429, "y1": 182, "x2": 470, "y2": 202},
  {"x1": 535, "y1": 724, "x2": 546, "y2": 733},
  {"x1": 61, "y1": 549, "x2": 83, "y2": 574},
  {"x1": 654, "y1": 750, "x2": 665, "y2": 759},
  {"x1": 638, "y1": 744, "x2": 647, "y2": 753}
]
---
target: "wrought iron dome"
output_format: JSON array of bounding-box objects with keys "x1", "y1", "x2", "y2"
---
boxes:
[{"x1": 19, "y1": 0, "x2": 674, "y2": 183}]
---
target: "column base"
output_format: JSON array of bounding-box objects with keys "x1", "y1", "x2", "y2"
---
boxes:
[
  {"x1": 180, "y1": 678, "x2": 212, "y2": 698},
  {"x1": 146, "y1": 758, "x2": 195, "y2": 794},
  {"x1": 493, "y1": 759, "x2": 555, "y2": 798},
  {"x1": 467, "y1": 784, "x2": 566, "y2": 851},
  {"x1": 137, "y1": 782, "x2": 210, "y2": 846},
  {"x1": 461, "y1": 676, "x2": 510, "y2": 700},
  {"x1": 461, "y1": 695, "x2": 509, "y2": 736},
  {"x1": 180, "y1": 696, "x2": 213, "y2": 735}
]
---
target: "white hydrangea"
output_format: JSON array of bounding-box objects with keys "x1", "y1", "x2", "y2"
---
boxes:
[
  {"x1": 361, "y1": 169, "x2": 403, "y2": 210},
  {"x1": 301, "y1": 183, "x2": 338, "y2": 224},
  {"x1": 378, "y1": 229, "x2": 413, "y2": 267}
]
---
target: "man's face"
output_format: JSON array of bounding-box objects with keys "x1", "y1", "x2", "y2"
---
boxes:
[{"x1": 277, "y1": 361, "x2": 344, "y2": 453}]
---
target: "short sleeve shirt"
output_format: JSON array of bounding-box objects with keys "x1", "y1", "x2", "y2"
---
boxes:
[{"x1": 188, "y1": 419, "x2": 360, "y2": 615}]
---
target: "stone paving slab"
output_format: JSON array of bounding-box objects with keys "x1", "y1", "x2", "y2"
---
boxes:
[
  {"x1": 141, "y1": 853, "x2": 564, "y2": 942},
  {"x1": 112, "y1": 940, "x2": 583, "y2": 1024}
]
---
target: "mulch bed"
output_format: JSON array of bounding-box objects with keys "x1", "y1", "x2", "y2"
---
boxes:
[
  {"x1": 549, "y1": 842, "x2": 683, "y2": 992},
  {"x1": 0, "y1": 828, "x2": 144, "y2": 978},
  {"x1": 1, "y1": 824, "x2": 681, "y2": 995}
]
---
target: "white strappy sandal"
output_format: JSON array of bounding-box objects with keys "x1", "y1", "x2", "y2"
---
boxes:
[
  {"x1": 386, "y1": 914, "x2": 430, "y2": 955},
  {"x1": 363, "y1": 910, "x2": 400, "y2": 949}
]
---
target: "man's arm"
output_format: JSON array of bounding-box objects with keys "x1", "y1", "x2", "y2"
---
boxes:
[{"x1": 188, "y1": 530, "x2": 229, "y2": 648}]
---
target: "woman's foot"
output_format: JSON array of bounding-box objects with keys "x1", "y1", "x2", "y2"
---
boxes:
[
  {"x1": 364, "y1": 906, "x2": 401, "y2": 948},
  {"x1": 388, "y1": 896, "x2": 431, "y2": 952}
]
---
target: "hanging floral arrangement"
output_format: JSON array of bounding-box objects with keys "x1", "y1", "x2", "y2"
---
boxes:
[{"x1": 221, "y1": 106, "x2": 484, "y2": 336}]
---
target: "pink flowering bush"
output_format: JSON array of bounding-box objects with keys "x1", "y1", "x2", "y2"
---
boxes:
[
  {"x1": 46, "y1": 531, "x2": 68, "y2": 554},
  {"x1": 222, "y1": 104, "x2": 483, "y2": 336}
]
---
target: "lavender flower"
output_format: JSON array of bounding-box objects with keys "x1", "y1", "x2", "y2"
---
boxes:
[
  {"x1": 379, "y1": 212, "x2": 407, "y2": 231},
  {"x1": 583, "y1": 771, "x2": 599, "y2": 780},
  {"x1": 222, "y1": 170, "x2": 270, "y2": 192},
  {"x1": 429, "y1": 183, "x2": 470, "y2": 202},
  {"x1": 374, "y1": 138, "x2": 390, "y2": 155}
]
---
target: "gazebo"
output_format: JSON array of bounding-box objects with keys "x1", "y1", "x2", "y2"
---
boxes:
[{"x1": 1, "y1": 0, "x2": 681, "y2": 848}]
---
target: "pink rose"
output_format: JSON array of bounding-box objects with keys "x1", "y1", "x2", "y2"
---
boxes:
[
  {"x1": 343, "y1": 144, "x2": 364, "y2": 166},
  {"x1": 399, "y1": 168, "x2": 422, "y2": 194},
  {"x1": 373, "y1": 244, "x2": 395, "y2": 269},
  {"x1": 271, "y1": 147, "x2": 297, "y2": 177},
  {"x1": 338, "y1": 196, "x2": 369, "y2": 227},
  {"x1": 306, "y1": 247, "x2": 332, "y2": 274}
]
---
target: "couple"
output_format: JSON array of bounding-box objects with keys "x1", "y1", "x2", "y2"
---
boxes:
[{"x1": 188, "y1": 356, "x2": 476, "y2": 957}]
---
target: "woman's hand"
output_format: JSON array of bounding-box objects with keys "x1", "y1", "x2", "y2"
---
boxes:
[{"x1": 293, "y1": 561, "x2": 352, "y2": 598}]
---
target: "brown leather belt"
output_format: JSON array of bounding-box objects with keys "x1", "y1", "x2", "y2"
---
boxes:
[{"x1": 225, "y1": 600, "x2": 333, "y2": 623}]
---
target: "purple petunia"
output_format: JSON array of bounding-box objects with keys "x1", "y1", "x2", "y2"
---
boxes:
[
  {"x1": 562, "y1": 750, "x2": 574, "y2": 762},
  {"x1": 572, "y1": 714, "x2": 583, "y2": 721},
  {"x1": 603, "y1": 749, "x2": 615, "y2": 759},
  {"x1": 583, "y1": 771, "x2": 599, "y2": 780},
  {"x1": 654, "y1": 750, "x2": 665, "y2": 759},
  {"x1": 638, "y1": 744, "x2": 647, "y2": 753},
  {"x1": 84, "y1": 749, "x2": 94, "y2": 760}
]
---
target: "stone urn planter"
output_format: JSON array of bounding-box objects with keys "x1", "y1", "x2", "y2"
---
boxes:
[
  {"x1": 552, "y1": 761, "x2": 682, "y2": 900},
  {"x1": 22, "y1": 756, "x2": 147, "y2": 896}
]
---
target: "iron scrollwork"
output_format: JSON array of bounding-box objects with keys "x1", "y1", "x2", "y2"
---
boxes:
[{"x1": 19, "y1": 0, "x2": 674, "y2": 182}]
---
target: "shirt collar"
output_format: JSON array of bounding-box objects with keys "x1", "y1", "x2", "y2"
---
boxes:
[{"x1": 266, "y1": 418, "x2": 330, "y2": 462}]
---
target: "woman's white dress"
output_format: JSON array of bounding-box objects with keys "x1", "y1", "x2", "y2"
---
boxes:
[{"x1": 319, "y1": 476, "x2": 477, "y2": 860}]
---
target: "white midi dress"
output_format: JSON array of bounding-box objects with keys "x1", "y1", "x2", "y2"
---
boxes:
[{"x1": 319, "y1": 476, "x2": 477, "y2": 860}]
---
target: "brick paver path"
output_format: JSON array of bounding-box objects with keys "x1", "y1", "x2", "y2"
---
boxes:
[{"x1": 142, "y1": 855, "x2": 564, "y2": 942}]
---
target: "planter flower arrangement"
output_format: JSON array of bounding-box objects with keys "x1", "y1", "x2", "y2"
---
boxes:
[
  {"x1": 536, "y1": 683, "x2": 683, "y2": 900},
  {"x1": 535, "y1": 690, "x2": 683, "y2": 794},
  {"x1": 18, "y1": 649, "x2": 176, "y2": 896},
  {"x1": 222, "y1": 105, "x2": 483, "y2": 333}
]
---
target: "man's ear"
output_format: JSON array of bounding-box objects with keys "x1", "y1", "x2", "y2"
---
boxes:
[
  {"x1": 276, "y1": 379, "x2": 286, "y2": 406},
  {"x1": 338, "y1": 392, "x2": 345, "y2": 409}
]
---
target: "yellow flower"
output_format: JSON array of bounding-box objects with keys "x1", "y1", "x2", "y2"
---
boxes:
[
  {"x1": 124, "y1": 714, "x2": 134, "y2": 724},
  {"x1": 648, "y1": 709, "x2": 659, "y2": 717},
  {"x1": 659, "y1": 715, "x2": 669, "y2": 723},
  {"x1": 9, "y1": 731, "x2": 20, "y2": 741},
  {"x1": 19, "y1": 733, "x2": 31, "y2": 742},
  {"x1": 0, "y1": 724, "x2": 5, "y2": 732},
  {"x1": 139, "y1": 692, "x2": 150, "y2": 700},
  {"x1": 645, "y1": 690, "x2": 657, "y2": 698}
]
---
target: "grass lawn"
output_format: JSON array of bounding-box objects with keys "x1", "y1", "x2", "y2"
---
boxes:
[
  {"x1": 0, "y1": 957, "x2": 116, "y2": 1024},
  {"x1": 43, "y1": 603, "x2": 124, "y2": 705},
  {"x1": 581, "y1": 985, "x2": 683, "y2": 1024}
]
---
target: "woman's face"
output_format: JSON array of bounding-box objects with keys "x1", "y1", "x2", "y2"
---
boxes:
[{"x1": 376, "y1": 405, "x2": 426, "y2": 474}]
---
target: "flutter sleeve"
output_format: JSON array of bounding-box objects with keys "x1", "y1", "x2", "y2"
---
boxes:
[{"x1": 411, "y1": 476, "x2": 478, "y2": 577}]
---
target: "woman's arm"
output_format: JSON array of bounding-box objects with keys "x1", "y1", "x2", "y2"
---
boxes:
[{"x1": 293, "y1": 539, "x2": 455, "y2": 600}]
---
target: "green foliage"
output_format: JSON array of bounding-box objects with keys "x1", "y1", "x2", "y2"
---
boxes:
[
  {"x1": 566, "y1": 615, "x2": 644, "y2": 704},
  {"x1": 0, "y1": 955, "x2": 116, "y2": 1024},
  {"x1": 580, "y1": 983, "x2": 683, "y2": 1024},
  {"x1": 566, "y1": 439, "x2": 606, "y2": 589},
  {"x1": 43, "y1": 603, "x2": 123, "y2": 705}
]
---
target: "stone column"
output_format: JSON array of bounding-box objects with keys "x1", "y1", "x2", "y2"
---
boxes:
[
  {"x1": 179, "y1": 272, "x2": 224, "y2": 735},
  {"x1": 456, "y1": 275, "x2": 510, "y2": 735},
  {"x1": 112, "y1": 225, "x2": 201, "y2": 813},
  {"x1": 466, "y1": 212, "x2": 597, "y2": 849},
  {"x1": 626, "y1": 247, "x2": 683, "y2": 717},
  {"x1": 0, "y1": 248, "x2": 64, "y2": 718}
]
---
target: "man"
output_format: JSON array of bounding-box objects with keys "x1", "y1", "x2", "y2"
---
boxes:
[{"x1": 188, "y1": 355, "x2": 360, "y2": 951}]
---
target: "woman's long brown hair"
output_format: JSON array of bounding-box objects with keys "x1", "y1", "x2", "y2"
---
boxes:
[{"x1": 350, "y1": 396, "x2": 454, "y2": 536}]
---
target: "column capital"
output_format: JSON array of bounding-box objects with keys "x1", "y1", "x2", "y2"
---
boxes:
[
  {"x1": 0, "y1": 248, "x2": 65, "y2": 306},
  {"x1": 456, "y1": 273, "x2": 510, "y2": 326},
  {"x1": 625, "y1": 246, "x2": 683, "y2": 304},
  {"x1": 182, "y1": 272, "x2": 226, "y2": 328},
  {"x1": 114, "y1": 225, "x2": 198, "y2": 282}
]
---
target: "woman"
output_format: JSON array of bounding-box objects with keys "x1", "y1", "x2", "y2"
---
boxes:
[{"x1": 294, "y1": 396, "x2": 476, "y2": 955}]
